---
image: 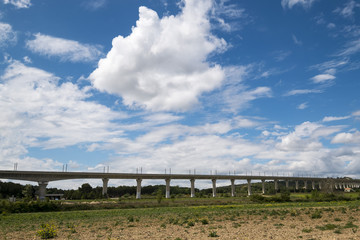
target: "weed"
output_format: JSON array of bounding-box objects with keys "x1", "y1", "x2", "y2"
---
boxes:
[
  {"x1": 187, "y1": 220, "x2": 195, "y2": 227},
  {"x1": 232, "y1": 223, "x2": 241, "y2": 228},
  {"x1": 334, "y1": 229, "x2": 342, "y2": 234},
  {"x1": 316, "y1": 224, "x2": 338, "y2": 231},
  {"x1": 127, "y1": 216, "x2": 134, "y2": 222},
  {"x1": 302, "y1": 228, "x2": 312, "y2": 233},
  {"x1": 37, "y1": 223, "x2": 58, "y2": 239},
  {"x1": 334, "y1": 218, "x2": 341, "y2": 222},
  {"x1": 343, "y1": 221, "x2": 358, "y2": 229},
  {"x1": 311, "y1": 210, "x2": 322, "y2": 219},
  {"x1": 208, "y1": 231, "x2": 219, "y2": 237},
  {"x1": 200, "y1": 218, "x2": 209, "y2": 225}
]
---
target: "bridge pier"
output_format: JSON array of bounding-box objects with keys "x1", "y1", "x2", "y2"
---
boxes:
[
  {"x1": 319, "y1": 181, "x2": 322, "y2": 190},
  {"x1": 38, "y1": 181, "x2": 48, "y2": 201},
  {"x1": 212, "y1": 179, "x2": 217, "y2": 197},
  {"x1": 295, "y1": 180, "x2": 299, "y2": 190},
  {"x1": 102, "y1": 178, "x2": 109, "y2": 196},
  {"x1": 312, "y1": 181, "x2": 315, "y2": 190},
  {"x1": 285, "y1": 180, "x2": 289, "y2": 189},
  {"x1": 231, "y1": 179, "x2": 235, "y2": 197},
  {"x1": 274, "y1": 179, "x2": 278, "y2": 192},
  {"x1": 304, "y1": 180, "x2": 308, "y2": 190},
  {"x1": 247, "y1": 179, "x2": 252, "y2": 196},
  {"x1": 136, "y1": 178, "x2": 142, "y2": 199},
  {"x1": 190, "y1": 179, "x2": 195, "y2": 198},
  {"x1": 261, "y1": 179, "x2": 265, "y2": 194},
  {"x1": 165, "y1": 178, "x2": 171, "y2": 199}
]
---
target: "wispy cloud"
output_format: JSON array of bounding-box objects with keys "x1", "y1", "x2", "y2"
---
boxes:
[
  {"x1": 334, "y1": 0, "x2": 360, "y2": 18},
  {"x1": 26, "y1": 33, "x2": 103, "y2": 63},
  {"x1": 322, "y1": 116, "x2": 350, "y2": 122},
  {"x1": 284, "y1": 89, "x2": 322, "y2": 96},
  {"x1": 3, "y1": 0, "x2": 31, "y2": 9},
  {"x1": 281, "y1": 0, "x2": 316, "y2": 9},
  {"x1": 337, "y1": 39, "x2": 360, "y2": 56},
  {"x1": 292, "y1": 34, "x2": 302, "y2": 45},
  {"x1": 82, "y1": 0, "x2": 106, "y2": 10}
]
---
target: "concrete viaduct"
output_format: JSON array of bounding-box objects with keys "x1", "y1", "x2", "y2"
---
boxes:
[{"x1": 0, "y1": 170, "x2": 359, "y2": 200}]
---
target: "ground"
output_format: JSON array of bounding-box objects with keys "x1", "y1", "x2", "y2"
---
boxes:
[{"x1": 1, "y1": 200, "x2": 360, "y2": 239}]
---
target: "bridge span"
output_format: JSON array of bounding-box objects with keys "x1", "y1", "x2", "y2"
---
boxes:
[{"x1": 0, "y1": 170, "x2": 359, "y2": 200}]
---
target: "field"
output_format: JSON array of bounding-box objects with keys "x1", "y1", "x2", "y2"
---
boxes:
[{"x1": 1, "y1": 196, "x2": 360, "y2": 239}]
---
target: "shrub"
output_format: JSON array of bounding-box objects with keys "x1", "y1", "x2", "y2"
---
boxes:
[
  {"x1": 37, "y1": 223, "x2": 58, "y2": 239},
  {"x1": 249, "y1": 194, "x2": 266, "y2": 203},
  {"x1": 208, "y1": 231, "x2": 219, "y2": 237},
  {"x1": 311, "y1": 210, "x2": 322, "y2": 219},
  {"x1": 200, "y1": 218, "x2": 209, "y2": 225}
]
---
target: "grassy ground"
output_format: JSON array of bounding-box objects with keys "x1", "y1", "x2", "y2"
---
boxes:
[{"x1": 1, "y1": 196, "x2": 360, "y2": 239}]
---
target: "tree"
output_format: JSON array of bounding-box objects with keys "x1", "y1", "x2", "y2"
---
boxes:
[
  {"x1": 79, "y1": 183, "x2": 92, "y2": 194},
  {"x1": 22, "y1": 184, "x2": 35, "y2": 201}
]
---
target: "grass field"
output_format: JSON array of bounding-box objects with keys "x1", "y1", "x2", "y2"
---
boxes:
[{"x1": 1, "y1": 195, "x2": 360, "y2": 239}]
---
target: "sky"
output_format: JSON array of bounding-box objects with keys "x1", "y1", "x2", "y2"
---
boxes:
[{"x1": 1, "y1": 0, "x2": 360, "y2": 189}]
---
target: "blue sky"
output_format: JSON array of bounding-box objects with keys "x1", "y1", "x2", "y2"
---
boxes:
[{"x1": 1, "y1": 0, "x2": 360, "y2": 188}]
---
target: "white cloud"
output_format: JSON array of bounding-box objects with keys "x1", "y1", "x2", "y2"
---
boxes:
[
  {"x1": 89, "y1": 0, "x2": 227, "y2": 112},
  {"x1": 332, "y1": 131, "x2": 360, "y2": 144},
  {"x1": 0, "y1": 22, "x2": 17, "y2": 47},
  {"x1": 311, "y1": 73, "x2": 336, "y2": 83},
  {"x1": 23, "y1": 56, "x2": 31, "y2": 63},
  {"x1": 26, "y1": 33, "x2": 103, "y2": 63},
  {"x1": 0, "y1": 61, "x2": 124, "y2": 169},
  {"x1": 3, "y1": 0, "x2": 31, "y2": 8},
  {"x1": 276, "y1": 121, "x2": 341, "y2": 152},
  {"x1": 327, "y1": 23, "x2": 336, "y2": 29},
  {"x1": 282, "y1": 0, "x2": 316, "y2": 9},
  {"x1": 334, "y1": 0, "x2": 360, "y2": 18},
  {"x1": 284, "y1": 89, "x2": 322, "y2": 96},
  {"x1": 297, "y1": 102, "x2": 308, "y2": 110},
  {"x1": 322, "y1": 116, "x2": 350, "y2": 122},
  {"x1": 352, "y1": 110, "x2": 360, "y2": 116}
]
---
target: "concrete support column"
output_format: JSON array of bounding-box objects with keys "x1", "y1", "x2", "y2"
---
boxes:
[
  {"x1": 136, "y1": 178, "x2": 142, "y2": 199},
  {"x1": 247, "y1": 179, "x2": 252, "y2": 196},
  {"x1": 190, "y1": 179, "x2": 195, "y2": 198},
  {"x1": 230, "y1": 179, "x2": 235, "y2": 197},
  {"x1": 312, "y1": 181, "x2": 315, "y2": 190},
  {"x1": 274, "y1": 179, "x2": 278, "y2": 192},
  {"x1": 285, "y1": 180, "x2": 289, "y2": 189},
  {"x1": 319, "y1": 181, "x2": 322, "y2": 190},
  {"x1": 261, "y1": 179, "x2": 266, "y2": 194},
  {"x1": 295, "y1": 180, "x2": 299, "y2": 190},
  {"x1": 102, "y1": 178, "x2": 109, "y2": 196},
  {"x1": 165, "y1": 178, "x2": 171, "y2": 199},
  {"x1": 212, "y1": 179, "x2": 217, "y2": 197},
  {"x1": 304, "y1": 181, "x2": 308, "y2": 190},
  {"x1": 38, "y1": 181, "x2": 48, "y2": 201}
]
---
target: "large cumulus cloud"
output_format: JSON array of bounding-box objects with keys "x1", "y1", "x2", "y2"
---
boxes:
[{"x1": 89, "y1": 0, "x2": 226, "y2": 111}]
